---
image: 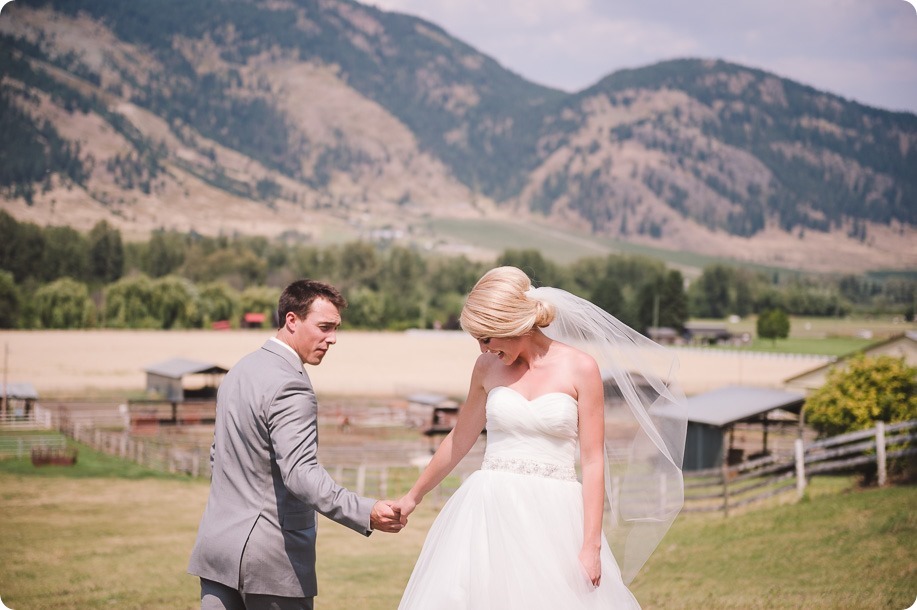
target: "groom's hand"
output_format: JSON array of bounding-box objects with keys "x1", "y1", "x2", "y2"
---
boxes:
[{"x1": 370, "y1": 500, "x2": 405, "y2": 533}]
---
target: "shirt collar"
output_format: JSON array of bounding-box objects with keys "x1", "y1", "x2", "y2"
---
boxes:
[{"x1": 269, "y1": 336, "x2": 304, "y2": 368}]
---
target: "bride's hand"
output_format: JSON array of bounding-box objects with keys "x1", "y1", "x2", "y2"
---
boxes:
[
  {"x1": 578, "y1": 547, "x2": 601, "y2": 588},
  {"x1": 392, "y1": 495, "x2": 418, "y2": 525}
]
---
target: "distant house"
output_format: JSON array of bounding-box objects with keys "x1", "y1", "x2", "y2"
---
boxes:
[
  {"x1": 653, "y1": 385, "x2": 806, "y2": 471},
  {"x1": 144, "y1": 358, "x2": 228, "y2": 402},
  {"x1": 785, "y1": 331, "x2": 917, "y2": 393},
  {"x1": 647, "y1": 327, "x2": 680, "y2": 345}
]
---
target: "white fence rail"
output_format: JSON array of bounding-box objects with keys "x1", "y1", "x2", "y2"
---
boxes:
[{"x1": 0, "y1": 435, "x2": 67, "y2": 458}]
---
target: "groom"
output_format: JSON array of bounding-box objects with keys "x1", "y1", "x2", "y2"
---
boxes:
[{"x1": 188, "y1": 279, "x2": 404, "y2": 610}]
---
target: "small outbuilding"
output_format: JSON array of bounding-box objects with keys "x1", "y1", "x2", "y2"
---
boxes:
[
  {"x1": 144, "y1": 358, "x2": 228, "y2": 402},
  {"x1": 683, "y1": 322, "x2": 732, "y2": 345},
  {"x1": 0, "y1": 382, "x2": 39, "y2": 418},
  {"x1": 654, "y1": 385, "x2": 806, "y2": 471}
]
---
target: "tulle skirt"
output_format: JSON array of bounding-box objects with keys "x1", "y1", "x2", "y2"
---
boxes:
[{"x1": 399, "y1": 468, "x2": 640, "y2": 609}]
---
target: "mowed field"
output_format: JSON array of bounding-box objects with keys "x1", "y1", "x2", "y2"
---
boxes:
[
  {"x1": 0, "y1": 329, "x2": 837, "y2": 399},
  {"x1": 0, "y1": 454, "x2": 913, "y2": 610}
]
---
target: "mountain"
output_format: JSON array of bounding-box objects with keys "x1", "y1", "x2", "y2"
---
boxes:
[{"x1": 1, "y1": 0, "x2": 915, "y2": 273}]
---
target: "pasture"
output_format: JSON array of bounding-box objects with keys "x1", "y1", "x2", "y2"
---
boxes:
[{"x1": 0, "y1": 443, "x2": 914, "y2": 609}]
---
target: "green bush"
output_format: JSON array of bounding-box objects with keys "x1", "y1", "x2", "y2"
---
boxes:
[{"x1": 806, "y1": 354, "x2": 917, "y2": 437}]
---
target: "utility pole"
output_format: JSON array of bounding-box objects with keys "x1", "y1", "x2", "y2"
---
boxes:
[
  {"x1": 652, "y1": 293, "x2": 660, "y2": 331},
  {"x1": 2, "y1": 343, "x2": 8, "y2": 417}
]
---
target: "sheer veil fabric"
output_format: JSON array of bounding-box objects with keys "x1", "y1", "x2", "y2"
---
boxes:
[{"x1": 529, "y1": 286, "x2": 688, "y2": 584}]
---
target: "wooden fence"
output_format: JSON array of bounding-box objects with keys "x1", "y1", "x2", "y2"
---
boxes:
[
  {"x1": 6, "y1": 401, "x2": 913, "y2": 514},
  {"x1": 683, "y1": 419, "x2": 917, "y2": 515}
]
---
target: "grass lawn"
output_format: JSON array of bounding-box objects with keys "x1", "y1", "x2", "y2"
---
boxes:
[{"x1": 0, "y1": 445, "x2": 913, "y2": 609}]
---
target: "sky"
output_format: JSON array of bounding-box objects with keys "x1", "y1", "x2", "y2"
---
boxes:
[{"x1": 367, "y1": 0, "x2": 917, "y2": 114}]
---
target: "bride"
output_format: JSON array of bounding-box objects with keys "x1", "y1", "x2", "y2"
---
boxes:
[{"x1": 394, "y1": 266, "x2": 686, "y2": 609}]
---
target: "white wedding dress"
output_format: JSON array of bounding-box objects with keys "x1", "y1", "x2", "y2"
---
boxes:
[{"x1": 399, "y1": 386, "x2": 640, "y2": 609}]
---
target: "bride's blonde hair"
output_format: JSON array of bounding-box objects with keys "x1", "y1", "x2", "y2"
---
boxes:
[{"x1": 460, "y1": 266, "x2": 556, "y2": 339}]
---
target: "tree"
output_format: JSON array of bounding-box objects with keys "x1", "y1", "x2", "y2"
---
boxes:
[
  {"x1": 39, "y1": 225, "x2": 90, "y2": 282},
  {"x1": 88, "y1": 220, "x2": 125, "y2": 283},
  {"x1": 146, "y1": 230, "x2": 185, "y2": 278},
  {"x1": 0, "y1": 271, "x2": 19, "y2": 328},
  {"x1": 33, "y1": 278, "x2": 95, "y2": 328},
  {"x1": 344, "y1": 287, "x2": 386, "y2": 328},
  {"x1": 756, "y1": 309, "x2": 790, "y2": 345},
  {"x1": 496, "y1": 249, "x2": 559, "y2": 287},
  {"x1": 689, "y1": 264, "x2": 733, "y2": 318},
  {"x1": 150, "y1": 275, "x2": 200, "y2": 329},
  {"x1": 198, "y1": 282, "x2": 239, "y2": 325},
  {"x1": 806, "y1": 355, "x2": 917, "y2": 437},
  {"x1": 240, "y1": 286, "x2": 280, "y2": 326},
  {"x1": 104, "y1": 274, "x2": 157, "y2": 328}
]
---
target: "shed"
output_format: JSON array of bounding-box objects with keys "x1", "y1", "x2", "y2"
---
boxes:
[
  {"x1": 683, "y1": 321, "x2": 732, "y2": 345},
  {"x1": 785, "y1": 331, "x2": 917, "y2": 393},
  {"x1": 144, "y1": 358, "x2": 228, "y2": 402},
  {"x1": 654, "y1": 386, "x2": 805, "y2": 471},
  {"x1": 0, "y1": 382, "x2": 39, "y2": 417}
]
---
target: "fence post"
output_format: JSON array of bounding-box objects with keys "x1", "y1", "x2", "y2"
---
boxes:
[
  {"x1": 721, "y1": 440, "x2": 730, "y2": 518},
  {"x1": 876, "y1": 421, "x2": 887, "y2": 487},
  {"x1": 795, "y1": 438, "x2": 806, "y2": 500},
  {"x1": 356, "y1": 464, "x2": 366, "y2": 496},
  {"x1": 379, "y1": 467, "x2": 388, "y2": 498}
]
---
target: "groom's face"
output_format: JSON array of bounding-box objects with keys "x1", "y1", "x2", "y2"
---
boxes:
[{"x1": 291, "y1": 297, "x2": 342, "y2": 365}]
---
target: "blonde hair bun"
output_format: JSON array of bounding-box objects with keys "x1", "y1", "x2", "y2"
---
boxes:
[{"x1": 460, "y1": 266, "x2": 554, "y2": 338}]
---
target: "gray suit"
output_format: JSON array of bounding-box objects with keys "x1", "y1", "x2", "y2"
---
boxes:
[{"x1": 188, "y1": 339, "x2": 375, "y2": 600}]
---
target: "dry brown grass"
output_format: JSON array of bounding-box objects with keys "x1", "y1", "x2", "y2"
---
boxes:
[{"x1": 0, "y1": 330, "x2": 830, "y2": 399}]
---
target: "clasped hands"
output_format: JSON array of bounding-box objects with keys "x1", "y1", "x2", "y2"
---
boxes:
[{"x1": 369, "y1": 496, "x2": 417, "y2": 533}]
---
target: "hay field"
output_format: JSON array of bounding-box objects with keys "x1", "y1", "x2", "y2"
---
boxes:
[{"x1": 0, "y1": 330, "x2": 829, "y2": 398}]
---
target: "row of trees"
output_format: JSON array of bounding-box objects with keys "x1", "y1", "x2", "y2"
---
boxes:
[{"x1": 1, "y1": 214, "x2": 915, "y2": 330}]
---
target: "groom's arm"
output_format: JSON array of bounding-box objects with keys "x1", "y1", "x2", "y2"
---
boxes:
[{"x1": 267, "y1": 376, "x2": 387, "y2": 535}]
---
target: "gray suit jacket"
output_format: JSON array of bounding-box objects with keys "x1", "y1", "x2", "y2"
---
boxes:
[{"x1": 188, "y1": 339, "x2": 375, "y2": 597}]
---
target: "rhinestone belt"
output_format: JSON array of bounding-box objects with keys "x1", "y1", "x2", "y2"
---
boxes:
[{"x1": 481, "y1": 456, "x2": 577, "y2": 482}]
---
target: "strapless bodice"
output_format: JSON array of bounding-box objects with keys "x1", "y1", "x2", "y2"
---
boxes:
[{"x1": 484, "y1": 386, "x2": 579, "y2": 477}]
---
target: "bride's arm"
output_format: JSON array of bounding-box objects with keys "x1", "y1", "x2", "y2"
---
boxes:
[
  {"x1": 577, "y1": 356, "x2": 606, "y2": 587},
  {"x1": 394, "y1": 357, "x2": 489, "y2": 520}
]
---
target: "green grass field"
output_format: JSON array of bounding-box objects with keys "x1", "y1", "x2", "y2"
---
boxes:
[
  {"x1": 0, "y1": 441, "x2": 914, "y2": 609},
  {"x1": 429, "y1": 217, "x2": 810, "y2": 278}
]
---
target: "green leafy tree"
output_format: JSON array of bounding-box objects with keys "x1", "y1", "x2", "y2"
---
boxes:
[
  {"x1": 345, "y1": 287, "x2": 386, "y2": 328},
  {"x1": 40, "y1": 225, "x2": 90, "y2": 282},
  {"x1": 33, "y1": 278, "x2": 95, "y2": 328},
  {"x1": 757, "y1": 308, "x2": 790, "y2": 345},
  {"x1": 806, "y1": 355, "x2": 917, "y2": 437},
  {"x1": 146, "y1": 230, "x2": 185, "y2": 278},
  {"x1": 150, "y1": 275, "x2": 200, "y2": 329},
  {"x1": 104, "y1": 274, "x2": 157, "y2": 328},
  {"x1": 240, "y1": 286, "x2": 280, "y2": 326},
  {"x1": 378, "y1": 247, "x2": 428, "y2": 329},
  {"x1": 0, "y1": 270, "x2": 20, "y2": 328},
  {"x1": 689, "y1": 264, "x2": 733, "y2": 318},
  {"x1": 198, "y1": 282, "x2": 239, "y2": 325},
  {"x1": 496, "y1": 249, "x2": 559, "y2": 287},
  {"x1": 88, "y1": 220, "x2": 125, "y2": 283},
  {"x1": 337, "y1": 241, "x2": 382, "y2": 290}
]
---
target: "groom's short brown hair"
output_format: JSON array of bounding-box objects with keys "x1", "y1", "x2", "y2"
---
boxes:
[{"x1": 277, "y1": 280, "x2": 347, "y2": 328}]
